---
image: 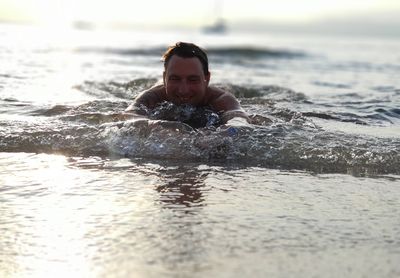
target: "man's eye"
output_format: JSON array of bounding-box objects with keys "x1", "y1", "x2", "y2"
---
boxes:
[
  {"x1": 188, "y1": 77, "x2": 200, "y2": 82},
  {"x1": 169, "y1": 76, "x2": 180, "y2": 81}
]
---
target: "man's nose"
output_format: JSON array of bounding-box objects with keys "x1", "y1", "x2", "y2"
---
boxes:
[{"x1": 177, "y1": 81, "x2": 189, "y2": 94}]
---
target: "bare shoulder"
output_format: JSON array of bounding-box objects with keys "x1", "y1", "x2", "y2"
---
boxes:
[
  {"x1": 207, "y1": 86, "x2": 226, "y2": 98},
  {"x1": 206, "y1": 86, "x2": 242, "y2": 112},
  {"x1": 207, "y1": 85, "x2": 250, "y2": 123}
]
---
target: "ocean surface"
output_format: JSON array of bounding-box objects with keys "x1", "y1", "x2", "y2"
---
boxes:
[{"x1": 1, "y1": 24, "x2": 400, "y2": 277}]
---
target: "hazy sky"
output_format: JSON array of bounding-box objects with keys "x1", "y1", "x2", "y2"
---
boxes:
[{"x1": 1, "y1": 0, "x2": 400, "y2": 28}]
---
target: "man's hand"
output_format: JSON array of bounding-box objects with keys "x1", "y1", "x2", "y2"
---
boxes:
[
  {"x1": 226, "y1": 116, "x2": 251, "y2": 127},
  {"x1": 220, "y1": 110, "x2": 251, "y2": 124},
  {"x1": 217, "y1": 116, "x2": 253, "y2": 137}
]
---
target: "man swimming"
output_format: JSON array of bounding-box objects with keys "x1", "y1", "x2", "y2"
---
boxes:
[{"x1": 126, "y1": 42, "x2": 250, "y2": 124}]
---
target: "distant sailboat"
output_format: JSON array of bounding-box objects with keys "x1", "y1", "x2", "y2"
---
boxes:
[
  {"x1": 203, "y1": 19, "x2": 226, "y2": 34},
  {"x1": 202, "y1": 0, "x2": 227, "y2": 34}
]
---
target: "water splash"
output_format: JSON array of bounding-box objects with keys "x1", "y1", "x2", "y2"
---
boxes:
[{"x1": 1, "y1": 82, "x2": 399, "y2": 175}]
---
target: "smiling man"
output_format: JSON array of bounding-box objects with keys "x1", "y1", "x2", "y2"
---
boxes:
[{"x1": 126, "y1": 42, "x2": 250, "y2": 124}]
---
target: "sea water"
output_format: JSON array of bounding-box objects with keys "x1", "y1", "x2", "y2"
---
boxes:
[{"x1": 1, "y1": 24, "x2": 400, "y2": 277}]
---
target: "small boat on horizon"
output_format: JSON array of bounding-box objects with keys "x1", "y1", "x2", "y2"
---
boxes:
[
  {"x1": 202, "y1": 0, "x2": 227, "y2": 34},
  {"x1": 202, "y1": 18, "x2": 227, "y2": 34}
]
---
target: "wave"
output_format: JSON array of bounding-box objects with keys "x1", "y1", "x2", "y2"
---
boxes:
[
  {"x1": 75, "y1": 46, "x2": 305, "y2": 59},
  {"x1": 302, "y1": 99, "x2": 400, "y2": 126},
  {"x1": 70, "y1": 78, "x2": 307, "y2": 102},
  {"x1": 27, "y1": 78, "x2": 399, "y2": 126},
  {"x1": 207, "y1": 46, "x2": 305, "y2": 59},
  {"x1": 1, "y1": 117, "x2": 398, "y2": 175},
  {"x1": 302, "y1": 111, "x2": 390, "y2": 125},
  {"x1": 6, "y1": 75, "x2": 395, "y2": 129},
  {"x1": 2, "y1": 80, "x2": 399, "y2": 175},
  {"x1": 1, "y1": 101, "x2": 399, "y2": 175},
  {"x1": 72, "y1": 79, "x2": 158, "y2": 100}
]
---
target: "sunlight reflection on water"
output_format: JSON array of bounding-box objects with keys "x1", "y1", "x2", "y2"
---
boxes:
[{"x1": 1, "y1": 153, "x2": 399, "y2": 277}]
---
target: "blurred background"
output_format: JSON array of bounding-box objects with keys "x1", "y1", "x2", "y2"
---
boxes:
[{"x1": 1, "y1": 0, "x2": 400, "y2": 37}]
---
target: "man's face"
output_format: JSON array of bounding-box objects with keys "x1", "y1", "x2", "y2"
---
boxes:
[{"x1": 163, "y1": 55, "x2": 210, "y2": 106}]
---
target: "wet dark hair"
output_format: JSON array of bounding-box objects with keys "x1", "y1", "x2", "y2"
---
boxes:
[{"x1": 162, "y1": 42, "x2": 209, "y2": 75}]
